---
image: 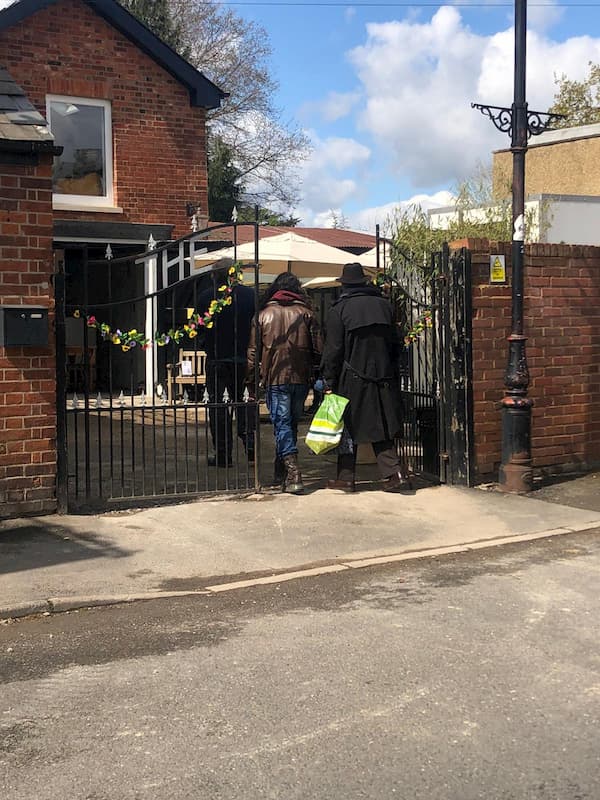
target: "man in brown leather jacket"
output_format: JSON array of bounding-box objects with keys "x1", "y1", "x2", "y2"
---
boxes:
[{"x1": 246, "y1": 273, "x2": 322, "y2": 493}]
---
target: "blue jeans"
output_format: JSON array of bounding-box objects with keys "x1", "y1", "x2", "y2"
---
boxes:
[{"x1": 265, "y1": 384, "x2": 308, "y2": 459}]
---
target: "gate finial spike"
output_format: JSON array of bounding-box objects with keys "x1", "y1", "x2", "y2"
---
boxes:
[
  {"x1": 202, "y1": 388, "x2": 210, "y2": 404},
  {"x1": 183, "y1": 389, "x2": 189, "y2": 405},
  {"x1": 71, "y1": 393, "x2": 78, "y2": 409},
  {"x1": 222, "y1": 387, "x2": 230, "y2": 403},
  {"x1": 242, "y1": 386, "x2": 250, "y2": 403},
  {"x1": 95, "y1": 393, "x2": 102, "y2": 409},
  {"x1": 118, "y1": 390, "x2": 125, "y2": 407}
]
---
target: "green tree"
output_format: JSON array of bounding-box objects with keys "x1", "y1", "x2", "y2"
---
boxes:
[
  {"x1": 207, "y1": 136, "x2": 243, "y2": 223},
  {"x1": 388, "y1": 162, "x2": 541, "y2": 273},
  {"x1": 206, "y1": 137, "x2": 299, "y2": 224},
  {"x1": 235, "y1": 206, "x2": 300, "y2": 227},
  {"x1": 548, "y1": 62, "x2": 600, "y2": 128},
  {"x1": 119, "y1": 0, "x2": 188, "y2": 56}
]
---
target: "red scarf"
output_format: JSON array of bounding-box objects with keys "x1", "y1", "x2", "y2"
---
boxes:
[{"x1": 271, "y1": 290, "x2": 304, "y2": 303}]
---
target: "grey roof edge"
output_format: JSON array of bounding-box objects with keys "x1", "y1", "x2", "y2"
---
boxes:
[
  {"x1": 528, "y1": 193, "x2": 600, "y2": 203},
  {"x1": 493, "y1": 124, "x2": 600, "y2": 155},
  {"x1": 54, "y1": 219, "x2": 174, "y2": 242},
  {"x1": 0, "y1": 0, "x2": 228, "y2": 110},
  {"x1": 0, "y1": 135, "x2": 62, "y2": 154}
]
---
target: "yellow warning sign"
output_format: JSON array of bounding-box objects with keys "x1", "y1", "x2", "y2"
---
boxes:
[{"x1": 490, "y1": 255, "x2": 506, "y2": 284}]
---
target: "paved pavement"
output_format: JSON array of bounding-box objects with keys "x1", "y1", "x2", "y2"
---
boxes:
[{"x1": 2, "y1": 472, "x2": 600, "y2": 619}]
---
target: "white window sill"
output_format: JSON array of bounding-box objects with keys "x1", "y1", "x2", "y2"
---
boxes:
[{"x1": 53, "y1": 201, "x2": 123, "y2": 214}]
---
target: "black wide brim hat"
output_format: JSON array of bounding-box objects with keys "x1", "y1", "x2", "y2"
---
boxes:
[{"x1": 338, "y1": 262, "x2": 368, "y2": 285}]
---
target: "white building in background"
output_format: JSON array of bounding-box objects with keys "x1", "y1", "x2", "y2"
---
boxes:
[
  {"x1": 429, "y1": 122, "x2": 600, "y2": 246},
  {"x1": 428, "y1": 194, "x2": 600, "y2": 246}
]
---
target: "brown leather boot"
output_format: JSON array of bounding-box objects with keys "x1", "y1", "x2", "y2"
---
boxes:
[
  {"x1": 283, "y1": 454, "x2": 304, "y2": 495},
  {"x1": 382, "y1": 472, "x2": 413, "y2": 493}
]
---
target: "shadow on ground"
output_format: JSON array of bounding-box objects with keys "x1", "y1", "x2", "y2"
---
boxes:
[{"x1": 0, "y1": 521, "x2": 133, "y2": 575}]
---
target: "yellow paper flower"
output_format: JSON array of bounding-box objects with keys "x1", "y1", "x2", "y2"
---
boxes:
[
  {"x1": 218, "y1": 284, "x2": 227, "y2": 292},
  {"x1": 189, "y1": 329, "x2": 197, "y2": 338},
  {"x1": 224, "y1": 297, "x2": 232, "y2": 305},
  {"x1": 121, "y1": 345, "x2": 130, "y2": 352},
  {"x1": 228, "y1": 266, "x2": 235, "y2": 275},
  {"x1": 205, "y1": 320, "x2": 214, "y2": 329},
  {"x1": 73, "y1": 310, "x2": 80, "y2": 318}
]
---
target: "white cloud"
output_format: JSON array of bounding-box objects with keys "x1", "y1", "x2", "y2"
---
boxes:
[
  {"x1": 528, "y1": 0, "x2": 564, "y2": 34},
  {"x1": 347, "y1": 7, "x2": 600, "y2": 189},
  {"x1": 345, "y1": 190, "x2": 455, "y2": 232},
  {"x1": 308, "y1": 134, "x2": 370, "y2": 171},
  {"x1": 292, "y1": 132, "x2": 371, "y2": 224},
  {"x1": 299, "y1": 190, "x2": 455, "y2": 230},
  {"x1": 300, "y1": 91, "x2": 362, "y2": 123}
]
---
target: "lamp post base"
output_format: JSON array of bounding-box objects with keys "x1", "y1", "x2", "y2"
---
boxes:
[{"x1": 498, "y1": 400, "x2": 533, "y2": 493}]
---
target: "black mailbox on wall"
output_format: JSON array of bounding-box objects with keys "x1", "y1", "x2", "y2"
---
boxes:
[{"x1": 0, "y1": 306, "x2": 49, "y2": 347}]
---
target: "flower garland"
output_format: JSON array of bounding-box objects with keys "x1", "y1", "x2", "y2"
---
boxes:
[
  {"x1": 404, "y1": 310, "x2": 433, "y2": 347},
  {"x1": 72, "y1": 265, "x2": 243, "y2": 352}
]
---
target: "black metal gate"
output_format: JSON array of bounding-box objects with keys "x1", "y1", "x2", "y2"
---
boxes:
[
  {"x1": 55, "y1": 229, "x2": 473, "y2": 511},
  {"x1": 393, "y1": 244, "x2": 473, "y2": 486},
  {"x1": 55, "y1": 223, "x2": 262, "y2": 512}
]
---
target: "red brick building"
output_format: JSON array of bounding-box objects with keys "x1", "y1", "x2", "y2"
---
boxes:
[
  {"x1": 0, "y1": 0, "x2": 225, "y2": 516},
  {"x1": 0, "y1": 0, "x2": 224, "y2": 250},
  {"x1": 0, "y1": 67, "x2": 62, "y2": 516}
]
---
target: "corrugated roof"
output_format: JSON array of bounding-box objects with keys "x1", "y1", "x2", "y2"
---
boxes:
[{"x1": 206, "y1": 223, "x2": 378, "y2": 252}]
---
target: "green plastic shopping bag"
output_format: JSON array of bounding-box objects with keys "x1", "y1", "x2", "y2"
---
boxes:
[{"x1": 305, "y1": 393, "x2": 349, "y2": 455}]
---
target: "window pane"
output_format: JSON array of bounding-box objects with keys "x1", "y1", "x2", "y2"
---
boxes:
[{"x1": 50, "y1": 102, "x2": 106, "y2": 197}]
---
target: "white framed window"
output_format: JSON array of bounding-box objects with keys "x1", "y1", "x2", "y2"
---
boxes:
[{"x1": 46, "y1": 95, "x2": 117, "y2": 211}]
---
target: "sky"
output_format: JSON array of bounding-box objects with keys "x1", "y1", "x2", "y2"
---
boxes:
[
  {"x1": 2, "y1": 0, "x2": 599, "y2": 231},
  {"x1": 233, "y1": 0, "x2": 600, "y2": 230}
]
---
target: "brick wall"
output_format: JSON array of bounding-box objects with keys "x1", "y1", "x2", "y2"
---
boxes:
[
  {"x1": 0, "y1": 157, "x2": 57, "y2": 517},
  {"x1": 462, "y1": 239, "x2": 600, "y2": 482},
  {"x1": 0, "y1": 0, "x2": 209, "y2": 238}
]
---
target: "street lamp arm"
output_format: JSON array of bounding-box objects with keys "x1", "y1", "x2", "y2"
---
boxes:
[
  {"x1": 527, "y1": 110, "x2": 566, "y2": 137},
  {"x1": 471, "y1": 103, "x2": 513, "y2": 135},
  {"x1": 472, "y1": 103, "x2": 566, "y2": 140}
]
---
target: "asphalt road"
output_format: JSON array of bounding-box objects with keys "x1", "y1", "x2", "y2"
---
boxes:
[{"x1": 1, "y1": 532, "x2": 599, "y2": 800}]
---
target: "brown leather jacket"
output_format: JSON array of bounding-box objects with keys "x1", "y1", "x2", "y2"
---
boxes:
[{"x1": 247, "y1": 299, "x2": 322, "y2": 387}]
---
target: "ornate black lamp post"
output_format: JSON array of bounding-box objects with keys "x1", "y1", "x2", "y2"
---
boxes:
[{"x1": 472, "y1": 0, "x2": 563, "y2": 492}]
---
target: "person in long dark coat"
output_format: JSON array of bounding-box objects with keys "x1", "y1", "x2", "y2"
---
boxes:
[
  {"x1": 195, "y1": 259, "x2": 256, "y2": 467},
  {"x1": 320, "y1": 262, "x2": 411, "y2": 493}
]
